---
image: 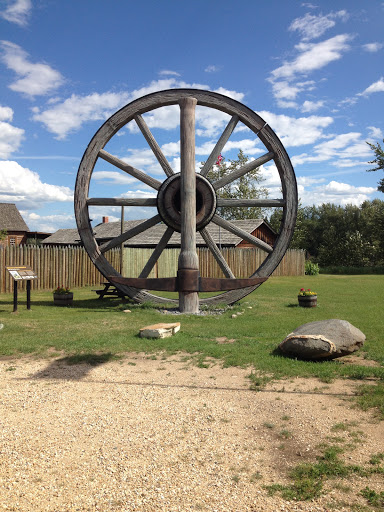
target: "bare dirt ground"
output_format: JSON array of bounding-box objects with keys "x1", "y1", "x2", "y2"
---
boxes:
[{"x1": 1, "y1": 353, "x2": 383, "y2": 512}]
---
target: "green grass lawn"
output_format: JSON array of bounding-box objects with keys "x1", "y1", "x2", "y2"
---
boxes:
[
  {"x1": 1, "y1": 274, "x2": 384, "y2": 417},
  {"x1": 1, "y1": 275, "x2": 383, "y2": 382}
]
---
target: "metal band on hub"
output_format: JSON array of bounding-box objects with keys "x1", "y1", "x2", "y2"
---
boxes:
[{"x1": 157, "y1": 173, "x2": 217, "y2": 232}]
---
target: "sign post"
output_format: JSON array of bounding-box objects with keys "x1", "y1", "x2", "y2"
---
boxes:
[{"x1": 6, "y1": 266, "x2": 38, "y2": 312}]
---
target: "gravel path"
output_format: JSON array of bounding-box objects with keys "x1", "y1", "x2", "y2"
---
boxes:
[{"x1": 1, "y1": 354, "x2": 383, "y2": 512}]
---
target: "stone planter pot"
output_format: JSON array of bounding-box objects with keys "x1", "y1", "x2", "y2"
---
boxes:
[
  {"x1": 298, "y1": 295, "x2": 317, "y2": 308},
  {"x1": 53, "y1": 292, "x2": 73, "y2": 306}
]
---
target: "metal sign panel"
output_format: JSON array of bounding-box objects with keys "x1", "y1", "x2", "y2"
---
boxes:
[{"x1": 6, "y1": 266, "x2": 38, "y2": 280}]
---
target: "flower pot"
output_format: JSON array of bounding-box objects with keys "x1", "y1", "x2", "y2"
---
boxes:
[
  {"x1": 298, "y1": 295, "x2": 317, "y2": 308},
  {"x1": 53, "y1": 292, "x2": 73, "y2": 306}
]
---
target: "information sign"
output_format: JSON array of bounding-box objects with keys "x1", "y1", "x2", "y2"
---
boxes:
[
  {"x1": 6, "y1": 266, "x2": 38, "y2": 280},
  {"x1": 5, "y1": 266, "x2": 38, "y2": 312}
]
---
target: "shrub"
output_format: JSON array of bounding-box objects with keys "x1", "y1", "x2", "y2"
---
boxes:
[{"x1": 305, "y1": 261, "x2": 320, "y2": 275}]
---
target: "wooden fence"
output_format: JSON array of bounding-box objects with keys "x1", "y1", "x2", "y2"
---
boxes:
[{"x1": 0, "y1": 245, "x2": 305, "y2": 293}]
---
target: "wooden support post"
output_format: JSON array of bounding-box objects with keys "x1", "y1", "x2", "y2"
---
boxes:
[
  {"x1": 13, "y1": 280, "x2": 18, "y2": 313},
  {"x1": 120, "y1": 206, "x2": 125, "y2": 275},
  {"x1": 26, "y1": 280, "x2": 31, "y2": 310},
  {"x1": 178, "y1": 97, "x2": 199, "y2": 313}
]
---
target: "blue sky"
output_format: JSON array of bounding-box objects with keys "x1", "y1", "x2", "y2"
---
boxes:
[{"x1": 0, "y1": 0, "x2": 383, "y2": 233}]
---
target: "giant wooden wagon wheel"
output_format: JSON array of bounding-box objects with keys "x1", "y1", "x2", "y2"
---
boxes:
[{"x1": 75, "y1": 89, "x2": 297, "y2": 313}]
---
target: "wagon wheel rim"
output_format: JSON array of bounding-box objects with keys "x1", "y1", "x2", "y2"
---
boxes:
[{"x1": 74, "y1": 89, "x2": 297, "y2": 306}]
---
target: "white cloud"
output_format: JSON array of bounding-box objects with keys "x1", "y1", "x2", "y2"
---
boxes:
[
  {"x1": 0, "y1": 105, "x2": 14, "y2": 121},
  {"x1": 33, "y1": 78, "x2": 213, "y2": 139},
  {"x1": 271, "y1": 34, "x2": 353, "y2": 81},
  {"x1": 92, "y1": 171, "x2": 136, "y2": 185},
  {"x1": 359, "y1": 77, "x2": 384, "y2": 96},
  {"x1": 33, "y1": 91, "x2": 131, "y2": 139},
  {"x1": 158, "y1": 70, "x2": 180, "y2": 77},
  {"x1": 21, "y1": 212, "x2": 75, "y2": 233},
  {"x1": 367, "y1": 126, "x2": 383, "y2": 139},
  {"x1": 362, "y1": 42, "x2": 383, "y2": 52},
  {"x1": 0, "y1": 161, "x2": 73, "y2": 208},
  {"x1": 0, "y1": 106, "x2": 24, "y2": 158},
  {"x1": 301, "y1": 100, "x2": 324, "y2": 112},
  {"x1": 289, "y1": 10, "x2": 348, "y2": 40},
  {"x1": 0, "y1": 0, "x2": 31, "y2": 26},
  {"x1": 258, "y1": 111, "x2": 333, "y2": 147},
  {"x1": 292, "y1": 131, "x2": 372, "y2": 167},
  {"x1": 299, "y1": 180, "x2": 376, "y2": 207},
  {"x1": 0, "y1": 41, "x2": 64, "y2": 97},
  {"x1": 205, "y1": 65, "x2": 221, "y2": 73}
]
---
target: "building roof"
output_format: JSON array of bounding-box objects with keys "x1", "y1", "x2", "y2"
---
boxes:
[
  {"x1": 0, "y1": 203, "x2": 29, "y2": 232},
  {"x1": 43, "y1": 219, "x2": 274, "y2": 247}
]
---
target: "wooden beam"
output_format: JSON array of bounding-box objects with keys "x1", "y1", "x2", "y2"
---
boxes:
[
  {"x1": 87, "y1": 197, "x2": 157, "y2": 207},
  {"x1": 139, "y1": 226, "x2": 174, "y2": 278},
  {"x1": 213, "y1": 151, "x2": 274, "y2": 190},
  {"x1": 212, "y1": 214, "x2": 273, "y2": 253},
  {"x1": 100, "y1": 214, "x2": 161, "y2": 253},
  {"x1": 217, "y1": 198, "x2": 285, "y2": 207},
  {"x1": 135, "y1": 114, "x2": 174, "y2": 177},
  {"x1": 178, "y1": 97, "x2": 199, "y2": 313},
  {"x1": 200, "y1": 227, "x2": 235, "y2": 278},
  {"x1": 98, "y1": 149, "x2": 162, "y2": 190},
  {"x1": 200, "y1": 115, "x2": 239, "y2": 177}
]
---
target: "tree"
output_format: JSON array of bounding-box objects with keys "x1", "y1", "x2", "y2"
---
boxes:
[
  {"x1": 367, "y1": 139, "x2": 384, "y2": 193},
  {"x1": 204, "y1": 150, "x2": 269, "y2": 220},
  {"x1": 0, "y1": 229, "x2": 7, "y2": 242}
]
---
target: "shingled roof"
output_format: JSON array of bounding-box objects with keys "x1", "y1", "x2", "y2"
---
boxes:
[
  {"x1": 43, "y1": 219, "x2": 274, "y2": 247},
  {"x1": 0, "y1": 203, "x2": 29, "y2": 231}
]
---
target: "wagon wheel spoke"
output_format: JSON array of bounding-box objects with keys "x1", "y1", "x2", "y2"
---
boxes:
[
  {"x1": 100, "y1": 214, "x2": 161, "y2": 253},
  {"x1": 212, "y1": 151, "x2": 274, "y2": 190},
  {"x1": 139, "y1": 226, "x2": 174, "y2": 278},
  {"x1": 200, "y1": 227, "x2": 235, "y2": 278},
  {"x1": 99, "y1": 149, "x2": 162, "y2": 190},
  {"x1": 217, "y1": 198, "x2": 285, "y2": 208},
  {"x1": 200, "y1": 115, "x2": 239, "y2": 177},
  {"x1": 212, "y1": 214, "x2": 273, "y2": 253},
  {"x1": 87, "y1": 197, "x2": 157, "y2": 207},
  {"x1": 134, "y1": 114, "x2": 174, "y2": 178}
]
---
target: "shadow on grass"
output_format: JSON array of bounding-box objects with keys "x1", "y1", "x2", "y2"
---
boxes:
[
  {"x1": 0, "y1": 297, "x2": 129, "y2": 310},
  {"x1": 30, "y1": 352, "x2": 119, "y2": 380}
]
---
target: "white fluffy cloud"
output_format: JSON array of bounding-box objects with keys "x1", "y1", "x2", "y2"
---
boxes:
[
  {"x1": 21, "y1": 212, "x2": 75, "y2": 233},
  {"x1": 258, "y1": 111, "x2": 333, "y2": 147},
  {"x1": 1, "y1": 41, "x2": 64, "y2": 97},
  {"x1": 359, "y1": 77, "x2": 384, "y2": 96},
  {"x1": 301, "y1": 100, "x2": 324, "y2": 112},
  {"x1": 271, "y1": 34, "x2": 353, "y2": 82},
  {"x1": 0, "y1": 161, "x2": 73, "y2": 208},
  {"x1": 32, "y1": 80, "x2": 246, "y2": 140},
  {"x1": 289, "y1": 10, "x2": 348, "y2": 41},
  {"x1": 292, "y1": 131, "x2": 373, "y2": 167},
  {"x1": 0, "y1": 0, "x2": 31, "y2": 26},
  {"x1": 0, "y1": 105, "x2": 24, "y2": 158},
  {"x1": 362, "y1": 42, "x2": 383, "y2": 53}
]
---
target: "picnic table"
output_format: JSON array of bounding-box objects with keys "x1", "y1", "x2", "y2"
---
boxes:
[{"x1": 93, "y1": 282, "x2": 127, "y2": 299}]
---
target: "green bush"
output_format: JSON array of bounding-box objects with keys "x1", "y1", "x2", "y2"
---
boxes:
[{"x1": 305, "y1": 261, "x2": 320, "y2": 275}]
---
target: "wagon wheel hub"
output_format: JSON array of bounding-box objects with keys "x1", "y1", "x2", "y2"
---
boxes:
[{"x1": 157, "y1": 173, "x2": 217, "y2": 232}]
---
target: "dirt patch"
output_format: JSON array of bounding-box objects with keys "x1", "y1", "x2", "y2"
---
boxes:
[{"x1": 1, "y1": 354, "x2": 383, "y2": 512}]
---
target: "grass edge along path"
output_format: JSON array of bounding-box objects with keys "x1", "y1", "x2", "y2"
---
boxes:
[{"x1": 0, "y1": 275, "x2": 383, "y2": 419}]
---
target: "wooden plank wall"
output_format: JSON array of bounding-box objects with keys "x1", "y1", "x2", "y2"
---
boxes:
[{"x1": 0, "y1": 246, "x2": 305, "y2": 293}]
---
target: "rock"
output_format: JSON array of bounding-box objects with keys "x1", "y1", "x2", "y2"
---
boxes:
[
  {"x1": 139, "y1": 322, "x2": 181, "y2": 339},
  {"x1": 123, "y1": 309, "x2": 131, "y2": 313},
  {"x1": 231, "y1": 314, "x2": 237, "y2": 319},
  {"x1": 0, "y1": 323, "x2": 3, "y2": 330},
  {"x1": 279, "y1": 319, "x2": 365, "y2": 360}
]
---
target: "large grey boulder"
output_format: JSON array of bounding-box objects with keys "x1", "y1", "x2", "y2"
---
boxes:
[{"x1": 279, "y1": 319, "x2": 365, "y2": 360}]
